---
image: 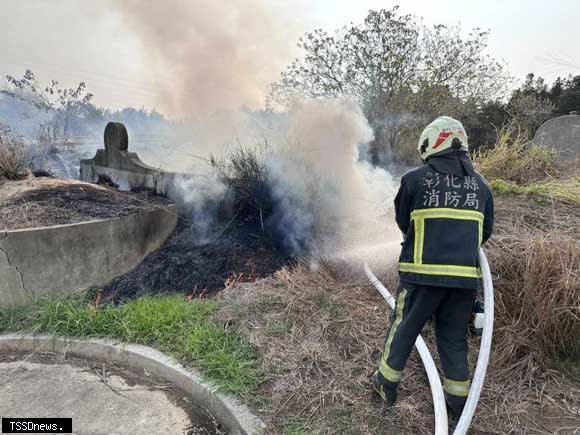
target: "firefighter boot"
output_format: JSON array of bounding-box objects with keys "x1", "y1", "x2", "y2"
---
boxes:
[
  {"x1": 371, "y1": 371, "x2": 398, "y2": 406},
  {"x1": 445, "y1": 393, "x2": 466, "y2": 418}
]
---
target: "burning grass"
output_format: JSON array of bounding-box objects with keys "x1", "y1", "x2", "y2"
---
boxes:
[
  {"x1": 100, "y1": 145, "x2": 290, "y2": 303},
  {"x1": 210, "y1": 144, "x2": 272, "y2": 228}
]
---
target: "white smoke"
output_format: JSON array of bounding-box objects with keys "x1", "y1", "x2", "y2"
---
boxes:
[
  {"x1": 170, "y1": 169, "x2": 228, "y2": 244},
  {"x1": 160, "y1": 97, "x2": 402, "y2": 264},
  {"x1": 265, "y1": 97, "x2": 401, "y2": 260}
]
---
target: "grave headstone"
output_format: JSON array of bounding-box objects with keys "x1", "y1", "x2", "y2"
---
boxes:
[
  {"x1": 533, "y1": 114, "x2": 580, "y2": 160},
  {"x1": 80, "y1": 122, "x2": 174, "y2": 193}
]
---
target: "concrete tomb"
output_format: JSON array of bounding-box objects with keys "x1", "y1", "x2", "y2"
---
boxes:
[
  {"x1": 81, "y1": 122, "x2": 176, "y2": 193},
  {"x1": 534, "y1": 114, "x2": 580, "y2": 160}
]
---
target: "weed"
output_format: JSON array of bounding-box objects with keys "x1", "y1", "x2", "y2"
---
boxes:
[
  {"x1": 490, "y1": 177, "x2": 580, "y2": 206},
  {"x1": 0, "y1": 124, "x2": 29, "y2": 180},
  {"x1": 0, "y1": 295, "x2": 261, "y2": 395},
  {"x1": 283, "y1": 418, "x2": 319, "y2": 435},
  {"x1": 210, "y1": 143, "x2": 273, "y2": 226},
  {"x1": 475, "y1": 125, "x2": 559, "y2": 184},
  {"x1": 488, "y1": 233, "x2": 580, "y2": 381}
]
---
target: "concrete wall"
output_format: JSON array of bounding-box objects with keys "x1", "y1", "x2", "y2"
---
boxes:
[{"x1": 0, "y1": 205, "x2": 177, "y2": 307}]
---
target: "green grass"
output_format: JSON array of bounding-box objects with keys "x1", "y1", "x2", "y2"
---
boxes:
[
  {"x1": 0, "y1": 296, "x2": 261, "y2": 395},
  {"x1": 490, "y1": 177, "x2": 580, "y2": 206}
]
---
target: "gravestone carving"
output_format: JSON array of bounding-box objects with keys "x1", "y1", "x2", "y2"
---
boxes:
[
  {"x1": 80, "y1": 122, "x2": 174, "y2": 193},
  {"x1": 534, "y1": 114, "x2": 580, "y2": 160}
]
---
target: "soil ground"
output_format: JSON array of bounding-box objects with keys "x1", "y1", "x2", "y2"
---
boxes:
[
  {"x1": 0, "y1": 177, "x2": 172, "y2": 231},
  {"x1": 0, "y1": 351, "x2": 222, "y2": 435}
]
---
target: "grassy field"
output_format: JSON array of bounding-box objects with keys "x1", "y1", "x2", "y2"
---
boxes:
[{"x1": 0, "y1": 295, "x2": 261, "y2": 396}]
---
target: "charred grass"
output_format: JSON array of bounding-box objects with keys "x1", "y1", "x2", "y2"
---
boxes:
[
  {"x1": 100, "y1": 217, "x2": 286, "y2": 303},
  {"x1": 100, "y1": 145, "x2": 290, "y2": 303}
]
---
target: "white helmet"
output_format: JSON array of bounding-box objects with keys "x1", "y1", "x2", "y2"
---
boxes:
[{"x1": 418, "y1": 116, "x2": 468, "y2": 161}]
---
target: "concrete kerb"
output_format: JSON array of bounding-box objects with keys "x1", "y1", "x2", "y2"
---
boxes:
[{"x1": 0, "y1": 334, "x2": 265, "y2": 435}]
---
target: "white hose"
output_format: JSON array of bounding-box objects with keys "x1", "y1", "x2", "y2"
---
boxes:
[
  {"x1": 364, "y1": 248, "x2": 494, "y2": 435},
  {"x1": 453, "y1": 249, "x2": 494, "y2": 435},
  {"x1": 364, "y1": 263, "x2": 449, "y2": 435}
]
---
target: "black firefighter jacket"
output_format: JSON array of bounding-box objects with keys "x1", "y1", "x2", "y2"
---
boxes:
[{"x1": 395, "y1": 151, "x2": 494, "y2": 290}]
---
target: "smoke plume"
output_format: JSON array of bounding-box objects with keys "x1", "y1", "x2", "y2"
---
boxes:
[
  {"x1": 265, "y1": 97, "x2": 401, "y2": 261},
  {"x1": 112, "y1": 0, "x2": 305, "y2": 118}
]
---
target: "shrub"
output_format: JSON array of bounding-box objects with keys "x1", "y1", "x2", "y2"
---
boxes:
[
  {"x1": 475, "y1": 126, "x2": 559, "y2": 184},
  {"x1": 0, "y1": 124, "x2": 29, "y2": 180}
]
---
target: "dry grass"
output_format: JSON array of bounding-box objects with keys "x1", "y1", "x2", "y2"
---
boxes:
[
  {"x1": 475, "y1": 126, "x2": 559, "y2": 184},
  {"x1": 488, "y1": 198, "x2": 580, "y2": 381},
  {"x1": 217, "y1": 262, "x2": 439, "y2": 435},
  {"x1": 0, "y1": 124, "x2": 29, "y2": 180},
  {"x1": 216, "y1": 194, "x2": 580, "y2": 434},
  {"x1": 488, "y1": 234, "x2": 580, "y2": 381},
  {"x1": 210, "y1": 144, "x2": 273, "y2": 225},
  {"x1": 217, "y1": 259, "x2": 580, "y2": 434}
]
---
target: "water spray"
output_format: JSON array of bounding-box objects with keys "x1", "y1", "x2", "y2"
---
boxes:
[{"x1": 364, "y1": 248, "x2": 494, "y2": 435}]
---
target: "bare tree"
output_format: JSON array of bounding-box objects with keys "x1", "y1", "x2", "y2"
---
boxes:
[
  {"x1": 507, "y1": 93, "x2": 555, "y2": 136},
  {"x1": 2, "y1": 69, "x2": 93, "y2": 143},
  {"x1": 269, "y1": 7, "x2": 511, "y2": 164}
]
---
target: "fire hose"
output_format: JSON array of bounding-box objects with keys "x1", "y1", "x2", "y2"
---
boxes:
[{"x1": 364, "y1": 249, "x2": 494, "y2": 435}]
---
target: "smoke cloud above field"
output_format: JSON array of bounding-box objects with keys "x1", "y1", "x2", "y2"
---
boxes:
[{"x1": 112, "y1": 0, "x2": 305, "y2": 118}]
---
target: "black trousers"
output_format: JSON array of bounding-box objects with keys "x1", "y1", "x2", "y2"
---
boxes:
[{"x1": 376, "y1": 282, "x2": 476, "y2": 407}]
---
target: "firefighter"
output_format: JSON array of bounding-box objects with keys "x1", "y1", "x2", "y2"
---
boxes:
[{"x1": 371, "y1": 116, "x2": 494, "y2": 416}]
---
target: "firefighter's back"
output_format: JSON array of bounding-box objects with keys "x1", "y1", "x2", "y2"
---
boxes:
[{"x1": 397, "y1": 160, "x2": 493, "y2": 290}]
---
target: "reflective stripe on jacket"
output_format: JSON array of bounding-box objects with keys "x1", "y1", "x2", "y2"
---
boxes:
[{"x1": 395, "y1": 152, "x2": 494, "y2": 289}]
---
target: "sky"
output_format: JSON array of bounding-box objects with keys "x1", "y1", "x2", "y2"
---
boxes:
[{"x1": 0, "y1": 0, "x2": 578, "y2": 115}]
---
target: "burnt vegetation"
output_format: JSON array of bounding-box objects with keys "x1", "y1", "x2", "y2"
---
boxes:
[{"x1": 101, "y1": 146, "x2": 293, "y2": 303}]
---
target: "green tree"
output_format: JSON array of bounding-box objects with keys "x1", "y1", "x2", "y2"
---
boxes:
[{"x1": 556, "y1": 75, "x2": 580, "y2": 115}]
